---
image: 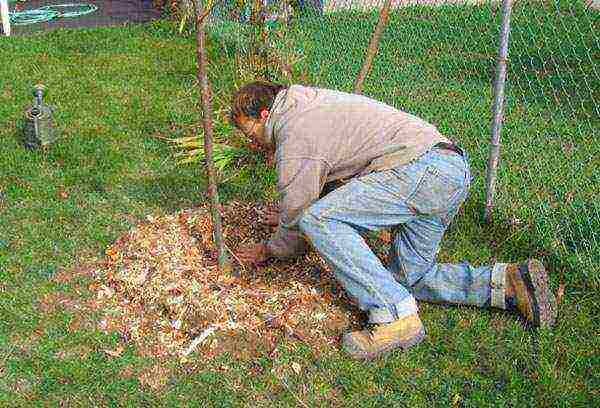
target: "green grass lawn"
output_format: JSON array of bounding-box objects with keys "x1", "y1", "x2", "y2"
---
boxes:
[{"x1": 0, "y1": 1, "x2": 598, "y2": 406}]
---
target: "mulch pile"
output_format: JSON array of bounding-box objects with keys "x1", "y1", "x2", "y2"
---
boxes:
[{"x1": 89, "y1": 201, "x2": 372, "y2": 360}]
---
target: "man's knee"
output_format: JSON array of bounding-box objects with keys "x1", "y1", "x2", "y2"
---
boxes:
[{"x1": 297, "y1": 206, "x2": 323, "y2": 235}]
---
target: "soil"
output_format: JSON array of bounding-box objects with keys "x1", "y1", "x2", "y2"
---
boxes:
[{"x1": 46, "y1": 202, "x2": 390, "y2": 362}]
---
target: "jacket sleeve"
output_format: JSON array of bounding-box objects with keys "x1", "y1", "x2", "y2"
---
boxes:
[{"x1": 266, "y1": 158, "x2": 330, "y2": 259}]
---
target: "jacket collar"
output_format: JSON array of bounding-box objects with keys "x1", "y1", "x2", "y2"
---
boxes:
[{"x1": 264, "y1": 88, "x2": 289, "y2": 146}]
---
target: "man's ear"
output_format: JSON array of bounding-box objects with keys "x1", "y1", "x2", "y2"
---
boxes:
[{"x1": 260, "y1": 109, "x2": 270, "y2": 121}]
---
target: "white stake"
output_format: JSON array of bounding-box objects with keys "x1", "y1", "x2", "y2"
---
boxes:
[
  {"x1": 181, "y1": 326, "x2": 216, "y2": 357},
  {"x1": 0, "y1": 0, "x2": 10, "y2": 37}
]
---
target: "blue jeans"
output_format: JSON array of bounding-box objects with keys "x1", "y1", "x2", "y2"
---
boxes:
[{"x1": 298, "y1": 147, "x2": 508, "y2": 324}]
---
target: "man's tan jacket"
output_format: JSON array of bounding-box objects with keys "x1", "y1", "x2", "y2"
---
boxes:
[{"x1": 264, "y1": 85, "x2": 450, "y2": 258}]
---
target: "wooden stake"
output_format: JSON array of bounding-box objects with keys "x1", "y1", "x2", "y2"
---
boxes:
[
  {"x1": 353, "y1": 0, "x2": 392, "y2": 94},
  {"x1": 1, "y1": 0, "x2": 11, "y2": 37}
]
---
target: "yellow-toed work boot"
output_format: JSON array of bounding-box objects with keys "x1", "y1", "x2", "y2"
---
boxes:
[
  {"x1": 504, "y1": 259, "x2": 557, "y2": 329},
  {"x1": 342, "y1": 314, "x2": 425, "y2": 360}
]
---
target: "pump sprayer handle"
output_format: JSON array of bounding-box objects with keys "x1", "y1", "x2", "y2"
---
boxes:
[{"x1": 33, "y1": 84, "x2": 45, "y2": 106}]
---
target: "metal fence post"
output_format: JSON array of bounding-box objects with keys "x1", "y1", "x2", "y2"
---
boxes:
[{"x1": 484, "y1": 0, "x2": 514, "y2": 222}]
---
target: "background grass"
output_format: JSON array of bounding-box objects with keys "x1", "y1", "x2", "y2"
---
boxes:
[{"x1": 0, "y1": 1, "x2": 598, "y2": 406}]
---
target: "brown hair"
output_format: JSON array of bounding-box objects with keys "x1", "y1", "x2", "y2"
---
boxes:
[{"x1": 230, "y1": 81, "x2": 288, "y2": 126}]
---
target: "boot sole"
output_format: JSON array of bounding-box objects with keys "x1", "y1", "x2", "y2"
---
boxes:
[
  {"x1": 345, "y1": 328, "x2": 426, "y2": 361},
  {"x1": 521, "y1": 259, "x2": 557, "y2": 329}
]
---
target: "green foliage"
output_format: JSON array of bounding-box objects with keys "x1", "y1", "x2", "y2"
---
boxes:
[{"x1": 169, "y1": 135, "x2": 247, "y2": 171}]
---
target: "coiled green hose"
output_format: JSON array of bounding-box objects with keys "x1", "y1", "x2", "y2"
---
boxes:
[{"x1": 9, "y1": 3, "x2": 98, "y2": 26}]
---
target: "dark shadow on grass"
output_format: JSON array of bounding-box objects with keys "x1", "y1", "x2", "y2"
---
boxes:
[
  {"x1": 451, "y1": 197, "x2": 576, "y2": 285},
  {"x1": 123, "y1": 171, "x2": 207, "y2": 213},
  {"x1": 122, "y1": 156, "x2": 274, "y2": 213}
]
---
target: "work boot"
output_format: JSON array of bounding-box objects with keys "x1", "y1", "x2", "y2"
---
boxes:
[
  {"x1": 505, "y1": 259, "x2": 557, "y2": 329},
  {"x1": 342, "y1": 314, "x2": 425, "y2": 360}
]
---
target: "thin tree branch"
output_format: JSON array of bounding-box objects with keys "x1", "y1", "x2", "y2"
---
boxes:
[
  {"x1": 353, "y1": 0, "x2": 393, "y2": 94},
  {"x1": 193, "y1": 0, "x2": 230, "y2": 272}
]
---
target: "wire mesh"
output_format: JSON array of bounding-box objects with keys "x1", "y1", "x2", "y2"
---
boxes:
[
  {"x1": 203, "y1": 0, "x2": 598, "y2": 282},
  {"x1": 6, "y1": 0, "x2": 595, "y2": 281},
  {"x1": 500, "y1": 0, "x2": 599, "y2": 281}
]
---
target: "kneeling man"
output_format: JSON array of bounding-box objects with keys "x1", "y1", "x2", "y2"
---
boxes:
[{"x1": 231, "y1": 82, "x2": 557, "y2": 360}]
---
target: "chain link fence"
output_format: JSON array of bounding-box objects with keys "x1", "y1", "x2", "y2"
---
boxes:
[
  {"x1": 5, "y1": 0, "x2": 595, "y2": 281},
  {"x1": 500, "y1": 1, "x2": 599, "y2": 283},
  {"x1": 203, "y1": 0, "x2": 598, "y2": 282}
]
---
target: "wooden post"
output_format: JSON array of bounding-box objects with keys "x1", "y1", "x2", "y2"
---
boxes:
[
  {"x1": 1, "y1": 0, "x2": 11, "y2": 37},
  {"x1": 193, "y1": 0, "x2": 230, "y2": 272},
  {"x1": 484, "y1": 0, "x2": 514, "y2": 222},
  {"x1": 353, "y1": 0, "x2": 392, "y2": 94}
]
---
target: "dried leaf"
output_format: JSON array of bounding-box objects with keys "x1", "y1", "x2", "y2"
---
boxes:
[
  {"x1": 556, "y1": 283, "x2": 566, "y2": 304},
  {"x1": 181, "y1": 326, "x2": 216, "y2": 357},
  {"x1": 104, "y1": 345, "x2": 124, "y2": 357},
  {"x1": 291, "y1": 362, "x2": 301, "y2": 375},
  {"x1": 87, "y1": 202, "x2": 353, "y2": 361},
  {"x1": 138, "y1": 364, "x2": 171, "y2": 391},
  {"x1": 377, "y1": 230, "x2": 392, "y2": 244},
  {"x1": 119, "y1": 365, "x2": 136, "y2": 379}
]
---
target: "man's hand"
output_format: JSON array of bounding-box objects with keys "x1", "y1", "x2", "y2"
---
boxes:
[
  {"x1": 259, "y1": 208, "x2": 279, "y2": 228},
  {"x1": 237, "y1": 242, "x2": 270, "y2": 266},
  {"x1": 248, "y1": 142, "x2": 275, "y2": 166}
]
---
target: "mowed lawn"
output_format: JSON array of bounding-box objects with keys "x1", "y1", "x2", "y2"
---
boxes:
[{"x1": 0, "y1": 2, "x2": 598, "y2": 406}]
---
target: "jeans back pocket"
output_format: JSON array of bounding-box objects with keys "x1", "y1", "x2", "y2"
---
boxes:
[{"x1": 406, "y1": 166, "x2": 462, "y2": 215}]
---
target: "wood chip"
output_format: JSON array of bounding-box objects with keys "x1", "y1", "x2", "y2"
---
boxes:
[{"x1": 89, "y1": 202, "x2": 358, "y2": 360}]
